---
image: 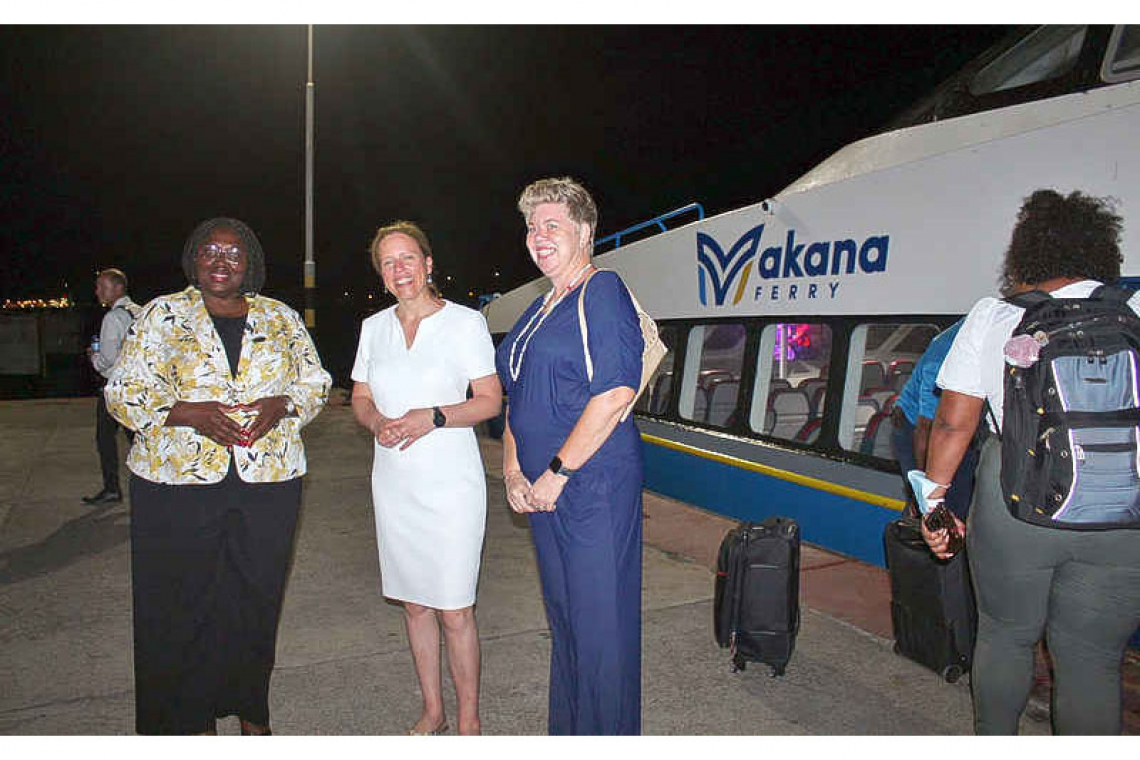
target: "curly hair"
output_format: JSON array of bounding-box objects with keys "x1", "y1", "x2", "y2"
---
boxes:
[
  {"x1": 369, "y1": 220, "x2": 440, "y2": 299},
  {"x1": 180, "y1": 217, "x2": 267, "y2": 295},
  {"x1": 517, "y1": 176, "x2": 598, "y2": 245},
  {"x1": 1000, "y1": 189, "x2": 1123, "y2": 295}
]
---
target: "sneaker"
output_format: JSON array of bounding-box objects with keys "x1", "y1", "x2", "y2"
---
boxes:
[{"x1": 81, "y1": 489, "x2": 122, "y2": 505}]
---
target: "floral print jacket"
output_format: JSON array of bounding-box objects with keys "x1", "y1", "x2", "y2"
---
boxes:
[{"x1": 105, "y1": 286, "x2": 331, "y2": 484}]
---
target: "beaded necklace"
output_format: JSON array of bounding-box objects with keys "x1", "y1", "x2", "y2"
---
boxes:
[{"x1": 507, "y1": 262, "x2": 594, "y2": 383}]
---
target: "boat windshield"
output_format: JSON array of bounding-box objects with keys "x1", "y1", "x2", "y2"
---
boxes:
[{"x1": 968, "y1": 25, "x2": 1087, "y2": 96}]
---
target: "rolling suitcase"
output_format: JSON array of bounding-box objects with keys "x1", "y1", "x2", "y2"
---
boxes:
[
  {"x1": 715, "y1": 517, "x2": 800, "y2": 676},
  {"x1": 883, "y1": 517, "x2": 976, "y2": 683}
]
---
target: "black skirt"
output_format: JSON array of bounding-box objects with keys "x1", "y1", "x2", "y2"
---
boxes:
[{"x1": 129, "y1": 464, "x2": 301, "y2": 735}]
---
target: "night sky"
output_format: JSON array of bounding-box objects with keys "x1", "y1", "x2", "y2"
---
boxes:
[{"x1": 0, "y1": 24, "x2": 1011, "y2": 382}]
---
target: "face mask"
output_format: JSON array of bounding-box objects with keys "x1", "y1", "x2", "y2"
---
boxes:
[{"x1": 907, "y1": 470, "x2": 949, "y2": 515}]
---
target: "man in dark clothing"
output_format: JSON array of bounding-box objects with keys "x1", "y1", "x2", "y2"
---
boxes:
[{"x1": 83, "y1": 268, "x2": 141, "y2": 505}]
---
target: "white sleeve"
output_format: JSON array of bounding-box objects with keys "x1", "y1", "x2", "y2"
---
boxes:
[
  {"x1": 350, "y1": 319, "x2": 372, "y2": 384},
  {"x1": 936, "y1": 297, "x2": 996, "y2": 398},
  {"x1": 458, "y1": 311, "x2": 497, "y2": 381},
  {"x1": 92, "y1": 308, "x2": 134, "y2": 377}
]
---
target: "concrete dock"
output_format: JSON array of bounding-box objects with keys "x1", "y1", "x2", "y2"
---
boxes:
[{"x1": 1, "y1": 397, "x2": 1130, "y2": 735}]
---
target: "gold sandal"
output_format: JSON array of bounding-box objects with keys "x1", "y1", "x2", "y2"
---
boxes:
[{"x1": 407, "y1": 720, "x2": 448, "y2": 735}]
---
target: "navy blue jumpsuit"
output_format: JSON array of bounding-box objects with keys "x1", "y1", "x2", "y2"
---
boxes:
[{"x1": 495, "y1": 270, "x2": 644, "y2": 735}]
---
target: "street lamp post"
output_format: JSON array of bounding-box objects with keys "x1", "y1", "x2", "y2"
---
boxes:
[{"x1": 304, "y1": 24, "x2": 316, "y2": 330}]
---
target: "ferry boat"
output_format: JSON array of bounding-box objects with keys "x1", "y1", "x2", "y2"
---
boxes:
[{"x1": 484, "y1": 25, "x2": 1140, "y2": 567}]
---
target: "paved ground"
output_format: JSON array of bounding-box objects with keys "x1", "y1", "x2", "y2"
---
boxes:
[{"x1": 0, "y1": 397, "x2": 1060, "y2": 735}]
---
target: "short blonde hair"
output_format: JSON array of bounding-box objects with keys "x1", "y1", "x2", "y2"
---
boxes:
[
  {"x1": 517, "y1": 177, "x2": 598, "y2": 244},
  {"x1": 97, "y1": 268, "x2": 128, "y2": 291},
  {"x1": 369, "y1": 220, "x2": 439, "y2": 298}
]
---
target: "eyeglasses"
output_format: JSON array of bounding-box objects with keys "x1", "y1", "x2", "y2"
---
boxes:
[{"x1": 198, "y1": 244, "x2": 243, "y2": 264}]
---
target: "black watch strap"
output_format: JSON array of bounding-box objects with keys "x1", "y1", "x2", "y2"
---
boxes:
[
  {"x1": 432, "y1": 406, "x2": 447, "y2": 428},
  {"x1": 548, "y1": 455, "x2": 577, "y2": 478}
]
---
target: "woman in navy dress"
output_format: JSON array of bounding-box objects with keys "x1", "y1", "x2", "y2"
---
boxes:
[{"x1": 495, "y1": 177, "x2": 644, "y2": 735}]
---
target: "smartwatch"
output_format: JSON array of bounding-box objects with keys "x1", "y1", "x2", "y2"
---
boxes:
[
  {"x1": 548, "y1": 455, "x2": 577, "y2": 478},
  {"x1": 432, "y1": 406, "x2": 447, "y2": 428}
]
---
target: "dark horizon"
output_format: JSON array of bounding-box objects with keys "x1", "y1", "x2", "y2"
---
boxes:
[{"x1": 0, "y1": 24, "x2": 1011, "y2": 382}]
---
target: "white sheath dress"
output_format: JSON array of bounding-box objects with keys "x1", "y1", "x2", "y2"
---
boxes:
[{"x1": 351, "y1": 301, "x2": 496, "y2": 609}]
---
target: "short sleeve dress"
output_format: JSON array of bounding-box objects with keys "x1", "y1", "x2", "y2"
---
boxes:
[{"x1": 352, "y1": 301, "x2": 496, "y2": 610}]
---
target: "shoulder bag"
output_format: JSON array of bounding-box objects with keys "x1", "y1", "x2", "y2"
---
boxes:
[{"x1": 577, "y1": 269, "x2": 668, "y2": 421}]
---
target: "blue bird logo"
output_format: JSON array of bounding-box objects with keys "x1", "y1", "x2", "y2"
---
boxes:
[{"x1": 697, "y1": 224, "x2": 763, "y2": 306}]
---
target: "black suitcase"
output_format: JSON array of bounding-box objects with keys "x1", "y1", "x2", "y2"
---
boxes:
[
  {"x1": 883, "y1": 517, "x2": 976, "y2": 683},
  {"x1": 715, "y1": 517, "x2": 801, "y2": 676}
]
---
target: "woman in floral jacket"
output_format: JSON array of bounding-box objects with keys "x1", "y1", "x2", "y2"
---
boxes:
[{"x1": 105, "y1": 217, "x2": 330, "y2": 735}]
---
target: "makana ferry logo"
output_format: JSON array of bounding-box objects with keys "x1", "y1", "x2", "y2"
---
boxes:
[{"x1": 697, "y1": 223, "x2": 890, "y2": 306}]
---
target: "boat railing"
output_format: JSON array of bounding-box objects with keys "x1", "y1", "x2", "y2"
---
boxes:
[{"x1": 594, "y1": 202, "x2": 704, "y2": 252}]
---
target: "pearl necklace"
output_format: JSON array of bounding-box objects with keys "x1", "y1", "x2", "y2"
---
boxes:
[{"x1": 508, "y1": 263, "x2": 594, "y2": 383}]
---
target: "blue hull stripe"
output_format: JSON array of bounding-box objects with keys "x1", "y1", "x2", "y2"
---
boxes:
[{"x1": 641, "y1": 435, "x2": 900, "y2": 567}]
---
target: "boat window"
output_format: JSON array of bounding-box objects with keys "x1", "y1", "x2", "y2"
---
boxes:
[
  {"x1": 750, "y1": 323, "x2": 832, "y2": 443},
  {"x1": 838, "y1": 323, "x2": 940, "y2": 457},
  {"x1": 678, "y1": 323, "x2": 746, "y2": 427},
  {"x1": 969, "y1": 25, "x2": 1087, "y2": 95},
  {"x1": 1103, "y1": 26, "x2": 1140, "y2": 83},
  {"x1": 633, "y1": 323, "x2": 678, "y2": 416}
]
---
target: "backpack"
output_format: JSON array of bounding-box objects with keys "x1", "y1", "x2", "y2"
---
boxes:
[{"x1": 992, "y1": 285, "x2": 1140, "y2": 530}]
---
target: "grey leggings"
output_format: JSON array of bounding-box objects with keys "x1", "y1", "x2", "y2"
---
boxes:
[{"x1": 966, "y1": 437, "x2": 1140, "y2": 734}]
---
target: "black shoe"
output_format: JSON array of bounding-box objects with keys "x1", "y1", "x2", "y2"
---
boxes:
[{"x1": 81, "y1": 489, "x2": 122, "y2": 505}]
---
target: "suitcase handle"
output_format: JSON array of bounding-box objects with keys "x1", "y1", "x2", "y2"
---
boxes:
[{"x1": 728, "y1": 522, "x2": 752, "y2": 653}]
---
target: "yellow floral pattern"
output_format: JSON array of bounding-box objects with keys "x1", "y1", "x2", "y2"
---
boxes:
[{"x1": 105, "y1": 286, "x2": 331, "y2": 484}]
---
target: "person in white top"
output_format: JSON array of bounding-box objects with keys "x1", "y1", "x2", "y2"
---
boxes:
[
  {"x1": 84, "y1": 268, "x2": 141, "y2": 505},
  {"x1": 350, "y1": 221, "x2": 501, "y2": 736},
  {"x1": 924, "y1": 189, "x2": 1140, "y2": 734}
]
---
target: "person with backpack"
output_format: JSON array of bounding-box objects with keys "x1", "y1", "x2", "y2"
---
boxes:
[
  {"x1": 919, "y1": 189, "x2": 1140, "y2": 734},
  {"x1": 84, "y1": 268, "x2": 141, "y2": 505}
]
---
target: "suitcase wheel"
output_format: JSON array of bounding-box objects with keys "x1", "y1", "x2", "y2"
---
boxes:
[
  {"x1": 892, "y1": 641, "x2": 901, "y2": 656},
  {"x1": 731, "y1": 653, "x2": 747, "y2": 673},
  {"x1": 941, "y1": 664, "x2": 964, "y2": 684}
]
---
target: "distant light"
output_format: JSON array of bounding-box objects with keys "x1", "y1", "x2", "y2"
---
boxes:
[
  {"x1": 494, "y1": 271, "x2": 500, "y2": 277},
  {"x1": 3, "y1": 296, "x2": 73, "y2": 310},
  {"x1": 446, "y1": 275, "x2": 452, "y2": 282},
  {"x1": 468, "y1": 290, "x2": 474, "y2": 297},
  {"x1": 368, "y1": 293, "x2": 374, "y2": 300}
]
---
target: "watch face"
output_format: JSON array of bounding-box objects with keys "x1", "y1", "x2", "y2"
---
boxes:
[{"x1": 433, "y1": 407, "x2": 446, "y2": 427}]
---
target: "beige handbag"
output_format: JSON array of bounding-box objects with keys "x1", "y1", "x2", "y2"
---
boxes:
[{"x1": 577, "y1": 270, "x2": 668, "y2": 421}]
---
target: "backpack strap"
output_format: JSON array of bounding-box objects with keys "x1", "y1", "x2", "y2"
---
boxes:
[
  {"x1": 114, "y1": 302, "x2": 142, "y2": 320},
  {"x1": 1089, "y1": 283, "x2": 1133, "y2": 304},
  {"x1": 1004, "y1": 290, "x2": 1052, "y2": 309},
  {"x1": 1040, "y1": 408, "x2": 1140, "y2": 430},
  {"x1": 984, "y1": 398, "x2": 1002, "y2": 442}
]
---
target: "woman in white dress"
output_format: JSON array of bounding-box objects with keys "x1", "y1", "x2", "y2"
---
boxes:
[{"x1": 350, "y1": 221, "x2": 501, "y2": 736}]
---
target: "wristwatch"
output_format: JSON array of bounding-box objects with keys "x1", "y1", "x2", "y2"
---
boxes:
[
  {"x1": 432, "y1": 406, "x2": 447, "y2": 428},
  {"x1": 283, "y1": 397, "x2": 297, "y2": 416},
  {"x1": 548, "y1": 455, "x2": 577, "y2": 478}
]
